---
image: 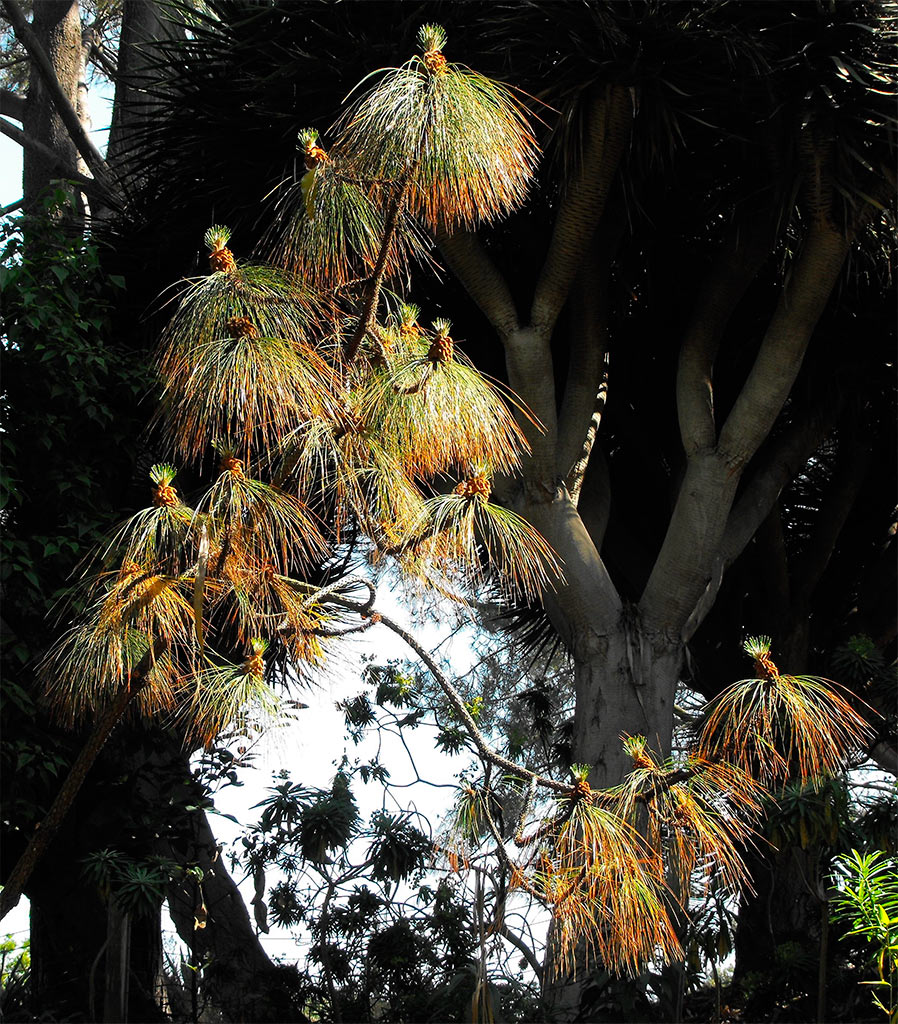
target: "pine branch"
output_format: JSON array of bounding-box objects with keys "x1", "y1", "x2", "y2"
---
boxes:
[{"x1": 345, "y1": 173, "x2": 413, "y2": 362}]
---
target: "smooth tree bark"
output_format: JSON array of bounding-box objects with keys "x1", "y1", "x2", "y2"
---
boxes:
[{"x1": 438, "y1": 87, "x2": 874, "y2": 1010}]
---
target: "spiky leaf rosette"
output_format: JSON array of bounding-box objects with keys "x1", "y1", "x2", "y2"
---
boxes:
[
  {"x1": 519, "y1": 794, "x2": 680, "y2": 976},
  {"x1": 178, "y1": 639, "x2": 281, "y2": 747},
  {"x1": 360, "y1": 321, "x2": 532, "y2": 477},
  {"x1": 404, "y1": 480, "x2": 562, "y2": 601},
  {"x1": 204, "y1": 224, "x2": 235, "y2": 273},
  {"x1": 161, "y1": 316, "x2": 333, "y2": 463},
  {"x1": 154, "y1": 256, "x2": 326, "y2": 462},
  {"x1": 333, "y1": 24, "x2": 539, "y2": 230},
  {"x1": 281, "y1": 409, "x2": 426, "y2": 544},
  {"x1": 264, "y1": 134, "x2": 429, "y2": 289},
  {"x1": 99, "y1": 465, "x2": 196, "y2": 575},
  {"x1": 41, "y1": 565, "x2": 196, "y2": 723},
  {"x1": 193, "y1": 454, "x2": 327, "y2": 580},
  {"x1": 611, "y1": 737, "x2": 762, "y2": 897},
  {"x1": 697, "y1": 636, "x2": 872, "y2": 785}
]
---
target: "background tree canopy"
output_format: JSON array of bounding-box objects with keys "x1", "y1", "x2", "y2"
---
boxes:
[{"x1": 1, "y1": 1, "x2": 895, "y2": 1021}]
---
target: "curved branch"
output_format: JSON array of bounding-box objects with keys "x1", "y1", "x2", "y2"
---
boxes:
[
  {"x1": 0, "y1": 86, "x2": 26, "y2": 121},
  {"x1": 530, "y1": 84, "x2": 631, "y2": 335},
  {"x1": 0, "y1": 116, "x2": 114, "y2": 203},
  {"x1": 642, "y1": 214, "x2": 852, "y2": 635},
  {"x1": 557, "y1": 205, "x2": 624, "y2": 485},
  {"x1": 719, "y1": 398, "x2": 841, "y2": 571},
  {"x1": 345, "y1": 172, "x2": 413, "y2": 362},
  {"x1": 323, "y1": 594, "x2": 572, "y2": 795},
  {"x1": 500, "y1": 922, "x2": 544, "y2": 982},
  {"x1": 791, "y1": 438, "x2": 872, "y2": 605},
  {"x1": 718, "y1": 220, "x2": 850, "y2": 469},
  {"x1": 676, "y1": 216, "x2": 778, "y2": 455}
]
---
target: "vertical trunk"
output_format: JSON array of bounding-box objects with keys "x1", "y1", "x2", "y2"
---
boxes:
[
  {"x1": 108, "y1": 0, "x2": 184, "y2": 174},
  {"x1": 571, "y1": 625, "x2": 681, "y2": 788},
  {"x1": 22, "y1": 0, "x2": 84, "y2": 208},
  {"x1": 26, "y1": 806, "x2": 168, "y2": 1022},
  {"x1": 102, "y1": 902, "x2": 132, "y2": 1023},
  {"x1": 542, "y1": 629, "x2": 684, "y2": 1021}
]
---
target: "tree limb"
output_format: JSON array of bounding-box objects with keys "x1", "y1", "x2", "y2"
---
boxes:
[
  {"x1": 322, "y1": 593, "x2": 573, "y2": 795},
  {"x1": 557, "y1": 207, "x2": 622, "y2": 485},
  {"x1": 642, "y1": 215, "x2": 851, "y2": 635},
  {"x1": 676, "y1": 215, "x2": 778, "y2": 455},
  {"x1": 719, "y1": 398, "x2": 841, "y2": 570},
  {"x1": 718, "y1": 220, "x2": 850, "y2": 470},
  {"x1": 867, "y1": 740, "x2": 898, "y2": 777},
  {"x1": 499, "y1": 922, "x2": 544, "y2": 982},
  {"x1": 0, "y1": 86, "x2": 26, "y2": 121},
  {"x1": 2, "y1": 0, "x2": 114, "y2": 190},
  {"x1": 791, "y1": 438, "x2": 872, "y2": 607},
  {"x1": 0, "y1": 116, "x2": 115, "y2": 204},
  {"x1": 530, "y1": 84, "x2": 631, "y2": 335}
]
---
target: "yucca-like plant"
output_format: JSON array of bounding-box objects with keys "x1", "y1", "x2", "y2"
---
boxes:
[
  {"x1": 612, "y1": 737, "x2": 761, "y2": 897},
  {"x1": 443, "y1": 782, "x2": 490, "y2": 874},
  {"x1": 517, "y1": 773, "x2": 681, "y2": 976},
  {"x1": 697, "y1": 636, "x2": 872, "y2": 785},
  {"x1": 220, "y1": 561, "x2": 334, "y2": 674},
  {"x1": 403, "y1": 473, "x2": 562, "y2": 601},
  {"x1": 155, "y1": 228, "x2": 327, "y2": 461},
  {"x1": 360, "y1": 318, "x2": 532, "y2": 477},
  {"x1": 335, "y1": 25, "x2": 538, "y2": 231},
  {"x1": 265, "y1": 129, "x2": 428, "y2": 289},
  {"x1": 281, "y1": 407, "x2": 427, "y2": 544},
  {"x1": 204, "y1": 224, "x2": 236, "y2": 273}
]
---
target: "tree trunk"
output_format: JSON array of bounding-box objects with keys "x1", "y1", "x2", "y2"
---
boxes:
[
  {"x1": 25, "y1": 769, "x2": 168, "y2": 1023},
  {"x1": 108, "y1": 0, "x2": 184, "y2": 175},
  {"x1": 22, "y1": 0, "x2": 84, "y2": 208},
  {"x1": 571, "y1": 625, "x2": 681, "y2": 788},
  {"x1": 165, "y1": 806, "x2": 307, "y2": 1023},
  {"x1": 541, "y1": 629, "x2": 683, "y2": 1022},
  {"x1": 102, "y1": 901, "x2": 132, "y2": 1023}
]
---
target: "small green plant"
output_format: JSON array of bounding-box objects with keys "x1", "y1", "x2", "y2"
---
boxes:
[
  {"x1": 830, "y1": 849, "x2": 898, "y2": 1021},
  {"x1": 0, "y1": 934, "x2": 31, "y2": 1018}
]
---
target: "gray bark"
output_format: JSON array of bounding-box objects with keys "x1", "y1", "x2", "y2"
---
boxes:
[{"x1": 21, "y1": 0, "x2": 83, "y2": 207}]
